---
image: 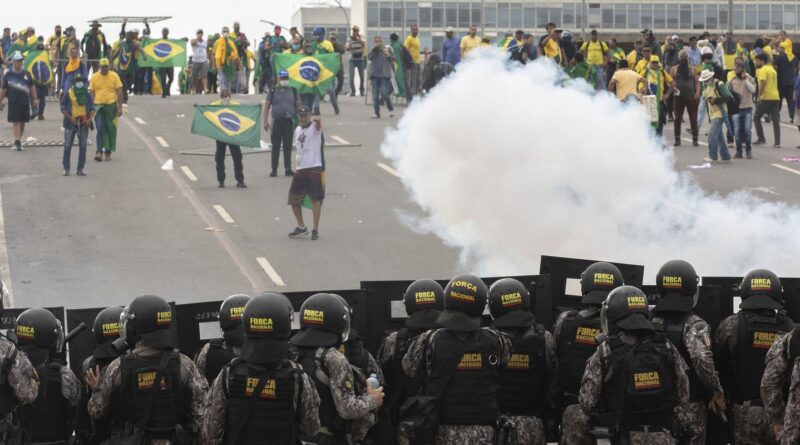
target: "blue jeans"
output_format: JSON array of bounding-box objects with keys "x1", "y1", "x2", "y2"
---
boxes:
[
  {"x1": 371, "y1": 77, "x2": 393, "y2": 116},
  {"x1": 732, "y1": 109, "x2": 753, "y2": 154},
  {"x1": 312, "y1": 77, "x2": 339, "y2": 114},
  {"x1": 708, "y1": 117, "x2": 730, "y2": 160},
  {"x1": 63, "y1": 125, "x2": 88, "y2": 171},
  {"x1": 349, "y1": 59, "x2": 365, "y2": 95},
  {"x1": 594, "y1": 65, "x2": 606, "y2": 90},
  {"x1": 697, "y1": 98, "x2": 706, "y2": 128}
]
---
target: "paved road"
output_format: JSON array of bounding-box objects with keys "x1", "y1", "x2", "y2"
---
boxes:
[{"x1": 1, "y1": 91, "x2": 800, "y2": 308}]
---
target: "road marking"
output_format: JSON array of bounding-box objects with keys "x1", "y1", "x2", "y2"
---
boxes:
[
  {"x1": 376, "y1": 162, "x2": 401, "y2": 178},
  {"x1": 331, "y1": 135, "x2": 351, "y2": 145},
  {"x1": 122, "y1": 116, "x2": 268, "y2": 292},
  {"x1": 0, "y1": 188, "x2": 13, "y2": 307},
  {"x1": 780, "y1": 123, "x2": 798, "y2": 130},
  {"x1": 664, "y1": 201, "x2": 702, "y2": 218},
  {"x1": 180, "y1": 166, "x2": 198, "y2": 182},
  {"x1": 256, "y1": 257, "x2": 286, "y2": 287},
  {"x1": 213, "y1": 205, "x2": 235, "y2": 224},
  {"x1": 681, "y1": 138, "x2": 708, "y2": 147},
  {"x1": 134, "y1": 117, "x2": 146, "y2": 125},
  {"x1": 155, "y1": 136, "x2": 170, "y2": 148},
  {"x1": 771, "y1": 163, "x2": 800, "y2": 176}
]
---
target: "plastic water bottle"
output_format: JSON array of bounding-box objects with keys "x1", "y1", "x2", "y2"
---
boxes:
[{"x1": 367, "y1": 373, "x2": 380, "y2": 389}]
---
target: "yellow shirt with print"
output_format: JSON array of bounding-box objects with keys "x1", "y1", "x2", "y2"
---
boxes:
[
  {"x1": 89, "y1": 71, "x2": 123, "y2": 105},
  {"x1": 404, "y1": 35, "x2": 420, "y2": 64},
  {"x1": 543, "y1": 38, "x2": 561, "y2": 60},
  {"x1": 580, "y1": 40, "x2": 607, "y2": 65},
  {"x1": 703, "y1": 82, "x2": 724, "y2": 119},
  {"x1": 460, "y1": 35, "x2": 481, "y2": 55},
  {"x1": 756, "y1": 64, "x2": 779, "y2": 101}
]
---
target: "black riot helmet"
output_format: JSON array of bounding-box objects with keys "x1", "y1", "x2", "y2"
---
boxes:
[
  {"x1": 654, "y1": 260, "x2": 699, "y2": 313},
  {"x1": 240, "y1": 292, "x2": 293, "y2": 364},
  {"x1": 488, "y1": 278, "x2": 535, "y2": 328},
  {"x1": 15, "y1": 308, "x2": 64, "y2": 354},
  {"x1": 93, "y1": 306, "x2": 124, "y2": 345},
  {"x1": 739, "y1": 269, "x2": 783, "y2": 310},
  {"x1": 403, "y1": 279, "x2": 444, "y2": 329},
  {"x1": 289, "y1": 293, "x2": 351, "y2": 348},
  {"x1": 436, "y1": 274, "x2": 488, "y2": 331},
  {"x1": 600, "y1": 285, "x2": 654, "y2": 335},
  {"x1": 580, "y1": 262, "x2": 624, "y2": 305},
  {"x1": 119, "y1": 294, "x2": 174, "y2": 349},
  {"x1": 219, "y1": 294, "x2": 250, "y2": 348}
]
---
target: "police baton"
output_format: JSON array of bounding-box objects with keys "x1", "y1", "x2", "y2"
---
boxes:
[{"x1": 64, "y1": 322, "x2": 87, "y2": 344}]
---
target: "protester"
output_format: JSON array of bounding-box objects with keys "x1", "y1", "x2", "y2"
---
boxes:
[
  {"x1": 88, "y1": 58, "x2": 122, "y2": 161},
  {"x1": 347, "y1": 25, "x2": 366, "y2": 96},
  {"x1": 60, "y1": 73, "x2": 94, "y2": 176},
  {"x1": 0, "y1": 51, "x2": 38, "y2": 151},
  {"x1": 111, "y1": 27, "x2": 143, "y2": 103},
  {"x1": 773, "y1": 40, "x2": 797, "y2": 123},
  {"x1": 330, "y1": 32, "x2": 346, "y2": 96},
  {"x1": 81, "y1": 21, "x2": 107, "y2": 73},
  {"x1": 212, "y1": 89, "x2": 246, "y2": 188},
  {"x1": 404, "y1": 24, "x2": 421, "y2": 98},
  {"x1": 190, "y1": 29, "x2": 209, "y2": 94},
  {"x1": 158, "y1": 27, "x2": 176, "y2": 98},
  {"x1": 700, "y1": 69, "x2": 731, "y2": 162},
  {"x1": 645, "y1": 56, "x2": 673, "y2": 137},
  {"x1": 580, "y1": 29, "x2": 608, "y2": 89},
  {"x1": 606, "y1": 38, "x2": 625, "y2": 83},
  {"x1": 441, "y1": 27, "x2": 461, "y2": 66},
  {"x1": 288, "y1": 107, "x2": 324, "y2": 241},
  {"x1": 568, "y1": 53, "x2": 597, "y2": 88},
  {"x1": 670, "y1": 49, "x2": 700, "y2": 146},
  {"x1": 62, "y1": 45, "x2": 88, "y2": 95},
  {"x1": 214, "y1": 27, "x2": 239, "y2": 92},
  {"x1": 264, "y1": 70, "x2": 300, "y2": 177},
  {"x1": 753, "y1": 53, "x2": 781, "y2": 148},
  {"x1": 389, "y1": 33, "x2": 407, "y2": 100},
  {"x1": 608, "y1": 59, "x2": 645, "y2": 102},
  {"x1": 727, "y1": 58, "x2": 756, "y2": 159},
  {"x1": 368, "y1": 35, "x2": 395, "y2": 119}
]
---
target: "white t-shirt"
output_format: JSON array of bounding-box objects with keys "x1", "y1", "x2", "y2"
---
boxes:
[
  {"x1": 294, "y1": 123, "x2": 323, "y2": 170},
  {"x1": 192, "y1": 39, "x2": 208, "y2": 63}
]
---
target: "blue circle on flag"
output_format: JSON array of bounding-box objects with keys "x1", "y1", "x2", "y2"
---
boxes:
[
  {"x1": 299, "y1": 60, "x2": 321, "y2": 82},
  {"x1": 31, "y1": 61, "x2": 51, "y2": 84},
  {"x1": 154, "y1": 43, "x2": 173, "y2": 58},
  {"x1": 218, "y1": 112, "x2": 241, "y2": 133}
]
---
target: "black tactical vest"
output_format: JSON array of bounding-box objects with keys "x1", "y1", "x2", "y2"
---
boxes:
[
  {"x1": 19, "y1": 360, "x2": 72, "y2": 442},
  {"x1": 598, "y1": 334, "x2": 676, "y2": 429},
  {"x1": 434, "y1": 329, "x2": 500, "y2": 425},
  {"x1": 731, "y1": 310, "x2": 794, "y2": 403},
  {"x1": 112, "y1": 350, "x2": 190, "y2": 438},
  {"x1": 225, "y1": 358, "x2": 298, "y2": 445},
  {"x1": 557, "y1": 309, "x2": 602, "y2": 397},
  {"x1": 497, "y1": 325, "x2": 548, "y2": 416},
  {"x1": 296, "y1": 347, "x2": 346, "y2": 438},
  {"x1": 383, "y1": 328, "x2": 425, "y2": 413},
  {"x1": 203, "y1": 339, "x2": 236, "y2": 385},
  {"x1": 652, "y1": 313, "x2": 705, "y2": 401},
  {"x1": 339, "y1": 337, "x2": 370, "y2": 375}
]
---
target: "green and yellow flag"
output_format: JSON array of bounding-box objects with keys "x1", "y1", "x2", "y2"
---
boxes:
[
  {"x1": 274, "y1": 53, "x2": 340, "y2": 96},
  {"x1": 191, "y1": 104, "x2": 262, "y2": 148},
  {"x1": 24, "y1": 50, "x2": 52, "y2": 86},
  {"x1": 139, "y1": 38, "x2": 187, "y2": 68}
]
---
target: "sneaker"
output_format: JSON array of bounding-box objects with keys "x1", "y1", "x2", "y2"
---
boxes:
[
  {"x1": 753, "y1": 139, "x2": 766, "y2": 145},
  {"x1": 389, "y1": 112, "x2": 395, "y2": 118},
  {"x1": 77, "y1": 170, "x2": 85, "y2": 176},
  {"x1": 746, "y1": 152, "x2": 753, "y2": 159},
  {"x1": 311, "y1": 230, "x2": 319, "y2": 241},
  {"x1": 270, "y1": 170, "x2": 277, "y2": 177},
  {"x1": 289, "y1": 226, "x2": 309, "y2": 238},
  {"x1": 285, "y1": 169, "x2": 294, "y2": 177},
  {"x1": 236, "y1": 181, "x2": 247, "y2": 188},
  {"x1": 774, "y1": 144, "x2": 781, "y2": 148},
  {"x1": 349, "y1": 93, "x2": 355, "y2": 97},
  {"x1": 14, "y1": 141, "x2": 22, "y2": 151},
  {"x1": 719, "y1": 158, "x2": 732, "y2": 163},
  {"x1": 37, "y1": 115, "x2": 44, "y2": 121},
  {"x1": 94, "y1": 152, "x2": 102, "y2": 162},
  {"x1": 63, "y1": 170, "x2": 70, "y2": 176},
  {"x1": 703, "y1": 157, "x2": 717, "y2": 163},
  {"x1": 734, "y1": 153, "x2": 743, "y2": 159},
  {"x1": 692, "y1": 139, "x2": 699, "y2": 147},
  {"x1": 674, "y1": 140, "x2": 681, "y2": 147},
  {"x1": 104, "y1": 152, "x2": 111, "y2": 161},
  {"x1": 218, "y1": 182, "x2": 224, "y2": 188},
  {"x1": 371, "y1": 114, "x2": 380, "y2": 119}
]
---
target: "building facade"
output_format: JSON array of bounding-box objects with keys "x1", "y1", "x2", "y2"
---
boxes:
[
  {"x1": 292, "y1": 6, "x2": 352, "y2": 41},
  {"x1": 351, "y1": 0, "x2": 800, "y2": 54}
]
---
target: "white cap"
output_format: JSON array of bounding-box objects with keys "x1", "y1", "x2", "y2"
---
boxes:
[
  {"x1": 671, "y1": 34, "x2": 679, "y2": 40},
  {"x1": 699, "y1": 70, "x2": 715, "y2": 82},
  {"x1": 445, "y1": 26, "x2": 454, "y2": 33},
  {"x1": 11, "y1": 51, "x2": 23, "y2": 61},
  {"x1": 701, "y1": 46, "x2": 713, "y2": 55}
]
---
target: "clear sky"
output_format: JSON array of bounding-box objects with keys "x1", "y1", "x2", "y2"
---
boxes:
[{"x1": 2, "y1": 0, "x2": 349, "y2": 42}]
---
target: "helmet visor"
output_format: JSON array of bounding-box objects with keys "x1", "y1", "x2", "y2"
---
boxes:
[
  {"x1": 119, "y1": 308, "x2": 134, "y2": 343},
  {"x1": 55, "y1": 319, "x2": 65, "y2": 354},
  {"x1": 600, "y1": 301, "x2": 610, "y2": 335},
  {"x1": 341, "y1": 310, "x2": 351, "y2": 342}
]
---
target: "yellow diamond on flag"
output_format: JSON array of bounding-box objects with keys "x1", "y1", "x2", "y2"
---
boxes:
[
  {"x1": 143, "y1": 39, "x2": 185, "y2": 64},
  {"x1": 286, "y1": 56, "x2": 335, "y2": 89},
  {"x1": 202, "y1": 108, "x2": 256, "y2": 137}
]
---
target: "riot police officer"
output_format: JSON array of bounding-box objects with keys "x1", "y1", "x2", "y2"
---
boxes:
[
  {"x1": 762, "y1": 323, "x2": 800, "y2": 441},
  {"x1": 87, "y1": 294, "x2": 208, "y2": 444},
  {"x1": 290, "y1": 293, "x2": 384, "y2": 444},
  {"x1": 377, "y1": 279, "x2": 444, "y2": 437},
  {"x1": 401, "y1": 274, "x2": 512, "y2": 444},
  {"x1": 200, "y1": 291, "x2": 321, "y2": 443},
  {"x1": 650, "y1": 260, "x2": 726, "y2": 444},
  {"x1": 194, "y1": 294, "x2": 250, "y2": 384},
  {"x1": 14, "y1": 308, "x2": 81, "y2": 445},
  {"x1": 779, "y1": 354, "x2": 800, "y2": 444},
  {"x1": 554, "y1": 261, "x2": 623, "y2": 445},
  {"x1": 579, "y1": 285, "x2": 690, "y2": 444},
  {"x1": 714, "y1": 269, "x2": 794, "y2": 445},
  {"x1": 488, "y1": 278, "x2": 556, "y2": 445},
  {"x1": 0, "y1": 297, "x2": 37, "y2": 441}
]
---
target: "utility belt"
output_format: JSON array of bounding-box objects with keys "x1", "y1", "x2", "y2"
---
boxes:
[{"x1": 108, "y1": 422, "x2": 193, "y2": 445}]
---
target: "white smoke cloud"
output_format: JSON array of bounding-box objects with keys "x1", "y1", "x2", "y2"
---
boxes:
[{"x1": 381, "y1": 50, "x2": 800, "y2": 280}]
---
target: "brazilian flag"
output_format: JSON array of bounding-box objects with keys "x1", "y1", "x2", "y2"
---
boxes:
[
  {"x1": 274, "y1": 53, "x2": 340, "y2": 96},
  {"x1": 191, "y1": 104, "x2": 262, "y2": 148},
  {"x1": 24, "y1": 50, "x2": 52, "y2": 86},
  {"x1": 139, "y1": 38, "x2": 187, "y2": 68}
]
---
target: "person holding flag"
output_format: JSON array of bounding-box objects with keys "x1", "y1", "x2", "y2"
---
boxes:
[
  {"x1": 0, "y1": 51, "x2": 38, "y2": 151},
  {"x1": 60, "y1": 73, "x2": 94, "y2": 176},
  {"x1": 645, "y1": 55, "x2": 674, "y2": 137},
  {"x1": 88, "y1": 58, "x2": 123, "y2": 161},
  {"x1": 213, "y1": 27, "x2": 239, "y2": 93},
  {"x1": 288, "y1": 107, "x2": 325, "y2": 241},
  {"x1": 211, "y1": 89, "x2": 246, "y2": 188}
]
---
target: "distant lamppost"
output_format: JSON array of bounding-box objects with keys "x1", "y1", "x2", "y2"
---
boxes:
[{"x1": 330, "y1": 0, "x2": 351, "y2": 33}]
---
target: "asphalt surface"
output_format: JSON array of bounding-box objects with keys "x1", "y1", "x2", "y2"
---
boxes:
[{"x1": 1, "y1": 91, "x2": 800, "y2": 309}]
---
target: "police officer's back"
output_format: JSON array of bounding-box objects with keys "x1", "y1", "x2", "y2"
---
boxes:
[
  {"x1": 488, "y1": 278, "x2": 555, "y2": 445},
  {"x1": 290, "y1": 293, "x2": 384, "y2": 444},
  {"x1": 87, "y1": 294, "x2": 208, "y2": 445},
  {"x1": 401, "y1": 274, "x2": 512, "y2": 445},
  {"x1": 14, "y1": 308, "x2": 81, "y2": 445},
  {"x1": 579, "y1": 285, "x2": 690, "y2": 445},
  {"x1": 762, "y1": 323, "x2": 800, "y2": 441},
  {"x1": 714, "y1": 269, "x2": 794, "y2": 445},
  {"x1": 200, "y1": 291, "x2": 321, "y2": 444},
  {"x1": 195, "y1": 294, "x2": 250, "y2": 385},
  {"x1": 0, "y1": 295, "x2": 37, "y2": 442}
]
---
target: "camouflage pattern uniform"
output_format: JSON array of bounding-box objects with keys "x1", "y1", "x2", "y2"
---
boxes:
[
  {"x1": 87, "y1": 342, "x2": 209, "y2": 445},
  {"x1": 58, "y1": 364, "x2": 82, "y2": 409},
  {"x1": 199, "y1": 360, "x2": 321, "y2": 444},
  {"x1": 579, "y1": 335, "x2": 691, "y2": 445},
  {"x1": 780, "y1": 356, "x2": 800, "y2": 445},
  {"x1": 0, "y1": 336, "x2": 39, "y2": 405},
  {"x1": 193, "y1": 342, "x2": 212, "y2": 372},
  {"x1": 652, "y1": 313, "x2": 724, "y2": 445},
  {"x1": 762, "y1": 329, "x2": 797, "y2": 435},
  {"x1": 402, "y1": 328, "x2": 513, "y2": 445}
]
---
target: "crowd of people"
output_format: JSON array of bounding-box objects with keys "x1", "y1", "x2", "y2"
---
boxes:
[{"x1": 0, "y1": 261, "x2": 799, "y2": 444}]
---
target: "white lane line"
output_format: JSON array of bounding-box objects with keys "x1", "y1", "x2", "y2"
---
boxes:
[
  {"x1": 134, "y1": 117, "x2": 147, "y2": 125},
  {"x1": 213, "y1": 205, "x2": 235, "y2": 224},
  {"x1": 180, "y1": 166, "x2": 198, "y2": 182},
  {"x1": 376, "y1": 162, "x2": 401, "y2": 178},
  {"x1": 681, "y1": 138, "x2": 708, "y2": 147},
  {"x1": 771, "y1": 163, "x2": 800, "y2": 176},
  {"x1": 0, "y1": 188, "x2": 13, "y2": 307},
  {"x1": 256, "y1": 257, "x2": 286, "y2": 287},
  {"x1": 780, "y1": 123, "x2": 798, "y2": 130},
  {"x1": 331, "y1": 135, "x2": 351, "y2": 145},
  {"x1": 664, "y1": 201, "x2": 703, "y2": 218},
  {"x1": 155, "y1": 136, "x2": 170, "y2": 148}
]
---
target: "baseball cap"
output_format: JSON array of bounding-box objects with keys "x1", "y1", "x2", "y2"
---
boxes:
[
  {"x1": 11, "y1": 51, "x2": 23, "y2": 61},
  {"x1": 298, "y1": 106, "x2": 311, "y2": 115},
  {"x1": 99, "y1": 58, "x2": 110, "y2": 66},
  {"x1": 445, "y1": 26, "x2": 454, "y2": 33},
  {"x1": 278, "y1": 70, "x2": 289, "y2": 79}
]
